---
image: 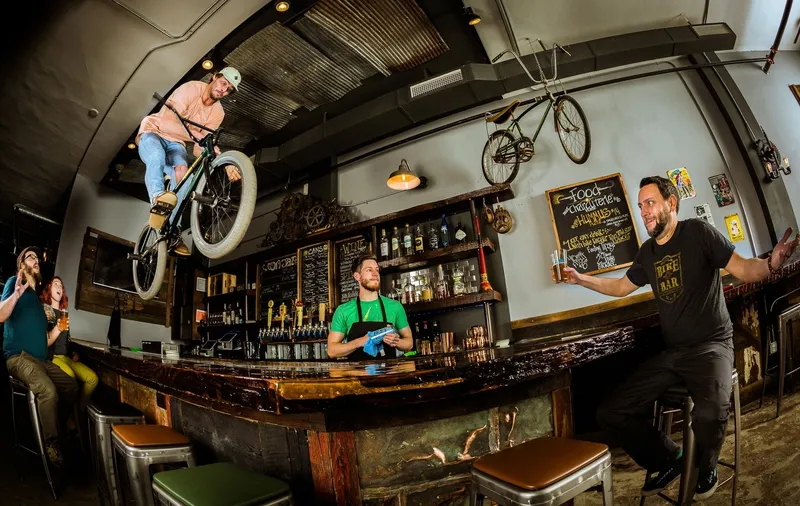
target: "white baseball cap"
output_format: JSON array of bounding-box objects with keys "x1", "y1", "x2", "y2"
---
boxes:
[{"x1": 218, "y1": 67, "x2": 241, "y2": 91}]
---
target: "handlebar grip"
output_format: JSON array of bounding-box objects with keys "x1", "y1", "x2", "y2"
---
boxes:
[
  {"x1": 492, "y1": 52, "x2": 505, "y2": 63},
  {"x1": 153, "y1": 92, "x2": 165, "y2": 103},
  {"x1": 537, "y1": 38, "x2": 548, "y2": 52}
]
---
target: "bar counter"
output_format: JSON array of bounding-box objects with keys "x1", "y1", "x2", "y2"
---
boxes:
[{"x1": 77, "y1": 327, "x2": 632, "y2": 505}]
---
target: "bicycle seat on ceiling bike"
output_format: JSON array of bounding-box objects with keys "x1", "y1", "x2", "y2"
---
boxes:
[{"x1": 486, "y1": 100, "x2": 520, "y2": 124}]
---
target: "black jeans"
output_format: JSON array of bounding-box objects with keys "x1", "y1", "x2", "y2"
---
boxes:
[{"x1": 596, "y1": 339, "x2": 734, "y2": 472}]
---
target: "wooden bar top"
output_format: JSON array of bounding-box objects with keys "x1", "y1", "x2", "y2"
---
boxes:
[{"x1": 76, "y1": 325, "x2": 633, "y2": 431}]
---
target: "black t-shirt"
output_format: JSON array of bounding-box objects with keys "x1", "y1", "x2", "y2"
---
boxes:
[{"x1": 626, "y1": 219, "x2": 735, "y2": 348}]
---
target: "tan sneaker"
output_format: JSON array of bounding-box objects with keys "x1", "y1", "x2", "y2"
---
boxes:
[
  {"x1": 45, "y1": 440, "x2": 65, "y2": 467},
  {"x1": 172, "y1": 238, "x2": 191, "y2": 256},
  {"x1": 149, "y1": 192, "x2": 177, "y2": 229}
]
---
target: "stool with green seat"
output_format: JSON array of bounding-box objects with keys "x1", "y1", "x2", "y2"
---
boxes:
[{"x1": 152, "y1": 462, "x2": 293, "y2": 506}]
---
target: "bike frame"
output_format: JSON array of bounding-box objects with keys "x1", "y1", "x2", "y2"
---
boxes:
[{"x1": 494, "y1": 93, "x2": 555, "y2": 158}]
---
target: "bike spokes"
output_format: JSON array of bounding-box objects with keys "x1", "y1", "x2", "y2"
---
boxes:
[
  {"x1": 555, "y1": 96, "x2": 591, "y2": 164},
  {"x1": 482, "y1": 131, "x2": 520, "y2": 185},
  {"x1": 195, "y1": 167, "x2": 243, "y2": 245}
]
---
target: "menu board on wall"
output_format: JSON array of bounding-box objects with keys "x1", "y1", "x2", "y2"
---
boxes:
[
  {"x1": 545, "y1": 173, "x2": 640, "y2": 275},
  {"x1": 299, "y1": 241, "x2": 331, "y2": 311},
  {"x1": 259, "y1": 253, "x2": 297, "y2": 319},
  {"x1": 334, "y1": 236, "x2": 370, "y2": 307}
]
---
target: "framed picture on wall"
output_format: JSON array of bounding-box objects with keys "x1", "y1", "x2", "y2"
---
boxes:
[{"x1": 791, "y1": 85, "x2": 800, "y2": 105}]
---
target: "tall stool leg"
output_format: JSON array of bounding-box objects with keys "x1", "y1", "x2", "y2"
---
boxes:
[
  {"x1": 10, "y1": 385, "x2": 23, "y2": 483},
  {"x1": 778, "y1": 318, "x2": 787, "y2": 418},
  {"x1": 678, "y1": 397, "x2": 696, "y2": 506},
  {"x1": 469, "y1": 481, "x2": 478, "y2": 506},
  {"x1": 732, "y1": 373, "x2": 741, "y2": 506},
  {"x1": 128, "y1": 456, "x2": 155, "y2": 506},
  {"x1": 601, "y1": 465, "x2": 614, "y2": 506},
  {"x1": 760, "y1": 325, "x2": 772, "y2": 410},
  {"x1": 28, "y1": 391, "x2": 58, "y2": 501}
]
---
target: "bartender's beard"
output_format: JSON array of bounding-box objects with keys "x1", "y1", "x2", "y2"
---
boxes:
[
  {"x1": 359, "y1": 278, "x2": 380, "y2": 292},
  {"x1": 22, "y1": 264, "x2": 41, "y2": 288}
]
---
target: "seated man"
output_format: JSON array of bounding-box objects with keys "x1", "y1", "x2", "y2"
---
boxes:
[
  {"x1": 136, "y1": 67, "x2": 242, "y2": 255},
  {"x1": 1, "y1": 247, "x2": 78, "y2": 466}
]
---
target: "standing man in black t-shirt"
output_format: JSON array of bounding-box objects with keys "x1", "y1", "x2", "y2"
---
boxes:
[{"x1": 561, "y1": 176, "x2": 799, "y2": 501}]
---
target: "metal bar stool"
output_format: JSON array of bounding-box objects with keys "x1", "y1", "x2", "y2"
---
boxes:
[
  {"x1": 88, "y1": 398, "x2": 146, "y2": 506},
  {"x1": 9, "y1": 376, "x2": 59, "y2": 500},
  {"x1": 112, "y1": 424, "x2": 196, "y2": 506},
  {"x1": 761, "y1": 301, "x2": 800, "y2": 418},
  {"x1": 641, "y1": 369, "x2": 741, "y2": 505},
  {"x1": 152, "y1": 462, "x2": 293, "y2": 506},
  {"x1": 469, "y1": 436, "x2": 613, "y2": 505}
]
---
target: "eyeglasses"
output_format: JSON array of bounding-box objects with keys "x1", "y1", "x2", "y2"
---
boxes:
[{"x1": 24, "y1": 253, "x2": 39, "y2": 262}]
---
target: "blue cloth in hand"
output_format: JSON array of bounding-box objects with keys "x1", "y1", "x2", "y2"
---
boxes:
[{"x1": 363, "y1": 326, "x2": 395, "y2": 357}]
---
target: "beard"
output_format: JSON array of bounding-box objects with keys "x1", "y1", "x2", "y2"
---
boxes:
[
  {"x1": 23, "y1": 264, "x2": 41, "y2": 287},
  {"x1": 647, "y1": 210, "x2": 670, "y2": 239},
  {"x1": 359, "y1": 278, "x2": 380, "y2": 292}
]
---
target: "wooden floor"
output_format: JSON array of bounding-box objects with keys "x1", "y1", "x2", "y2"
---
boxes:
[{"x1": 577, "y1": 392, "x2": 800, "y2": 506}]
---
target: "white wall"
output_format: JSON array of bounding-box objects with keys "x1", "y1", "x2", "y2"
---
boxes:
[
  {"x1": 56, "y1": 174, "x2": 171, "y2": 347},
  {"x1": 724, "y1": 51, "x2": 800, "y2": 226},
  {"x1": 334, "y1": 57, "x2": 778, "y2": 323}
]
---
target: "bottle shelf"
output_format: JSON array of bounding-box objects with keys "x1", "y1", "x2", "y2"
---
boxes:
[
  {"x1": 403, "y1": 290, "x2": 503, "y2": 315},
  {"x1": 378, "y1": 238, "x2": 495, "y2": 275}
]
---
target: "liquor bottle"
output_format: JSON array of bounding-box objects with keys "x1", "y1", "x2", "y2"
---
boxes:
[
  {"x1": 392, "y1": 280, "x2": 403, "y2": 301},
  {"x1": 452, "y1": 265, "x2": 466, "y2": 296},
  {"x1": 414, "y1": 224, "x2": 425, "y2": 254},
  {"x1": 403, "y1": 224, "x2": 413, "y2": 256},
  {"x1": 435, "y1": 264, "x2": 449, "y2": 300},
  {"x1": 440, "y1": 214, "x2": 450, "y2": 247},
  {"x1": 238, "y1": 303, "x2": 243, "y2": 324},
  {"x1": 428, "y1": 225, "x2": 439, "y2": 250},
  {"x1": 379, "y1": 229, "x2": 389, "y2": 261},
  {"x1": 414, "y1": 321, "x2": 422, "y2": 351},
  {"x1": 420, "y1": 276, "x2": 433, "y2": 302},
  {"x1": 223, "y1": 304, "x2": 229, "y2": 325},
  {"x1": 391, "y1": 226, "x2": 401, "y2": 259},
  {"x1": 422, "y1": 320, "x2": 432, "y2": 351},
  {"x1": 387, "y1": 280, "x2": 398, "y2": 300},
  {"x1": 454, "y1": 222, "x2": 467, "y2": 244},
  {"x1": 403, "y1": 277, "x2": 415, "y2": 304},
  {"x1": 432, "y1": 320, "x2": 441, "y2": 341}
]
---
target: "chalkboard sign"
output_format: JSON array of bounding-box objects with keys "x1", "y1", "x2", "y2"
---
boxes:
[
  {"x1": 259, "y1": 253, "x2": 298, "y2": 319},
  {"x1": 545, "y1": 173, "x2": 640, "y2": 275},
  {"x1": 334, "y1": 235, "x2": 370, "y2": 307},
  {"x1": 299, "y1": 241, "x2": 332, "y2": 311}
]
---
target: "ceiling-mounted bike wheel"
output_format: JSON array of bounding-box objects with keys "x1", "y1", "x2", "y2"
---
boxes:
[
  {"x1": 133, "y1": 224, "x2": 167, "y2": 300},
  {"x1": 482, "y1": 130, "x2": 520, "y2": 185},
  {"x1": 554, "y1": 95, "x2": 591, "y2": 165}
]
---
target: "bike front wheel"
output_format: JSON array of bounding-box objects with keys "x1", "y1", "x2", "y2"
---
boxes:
[
  {"x1": 133, "y1": 224, "x2": 167, "y2": 300},
  {"x1": 482, "y1": 130, "x2": 520, "y2": 185},
  {"x1": 190, "y1": 150, "x2": 257, "y2": 259},
  {"x1": 554, "y1": 95, "x2": 591, "y2": 164}
]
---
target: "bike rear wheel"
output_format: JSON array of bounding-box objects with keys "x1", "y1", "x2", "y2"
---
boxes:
[
  {"x1": 554, "y1": 95, "x2": 591, "y2": 164},
  {"x1": 133, "y1": 224, "x2": 167, "y2": 300},
  {"x1": 190, "y1": 150, "x2": 257, "y2": 259},
  {"x1": 482, "y1": 130, "x2": 520, "y2": 185}
]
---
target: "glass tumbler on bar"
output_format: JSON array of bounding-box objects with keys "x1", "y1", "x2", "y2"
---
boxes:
[{"x1": 551, "y1": 249, "x2": 568, "y2": 283}]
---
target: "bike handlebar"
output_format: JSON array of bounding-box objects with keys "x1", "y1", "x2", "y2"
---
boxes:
[{"x1": 491, "y1": 40, "x2": 569, "y2": 85}]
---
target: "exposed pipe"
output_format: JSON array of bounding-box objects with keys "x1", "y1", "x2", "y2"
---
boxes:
[
  {"x1": 13, "y1": 204, "x2": 61, "y2": 227},
  {"x1": 702, "y1": 0, "x2": 710, "y2": 24},
  {"x1": 494, "y1": 0, "x2": 521, "y2": 56},
  {"x1": 763, "y1": 0, "x2": 794, "y2": 73}
]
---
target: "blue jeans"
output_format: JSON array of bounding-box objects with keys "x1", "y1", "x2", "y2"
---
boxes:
[{"x1": 138, "y1": 132, "x2": 193, "y2": 227}]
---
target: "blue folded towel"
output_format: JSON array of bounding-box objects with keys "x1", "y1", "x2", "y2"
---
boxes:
[{"x1": 363, "y1": 326, "x2": 395, "y2": 357}]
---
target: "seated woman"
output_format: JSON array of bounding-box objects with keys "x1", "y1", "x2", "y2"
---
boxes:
[{"x1": 41, "y1": 276, "x2": 98, "y2": 409}]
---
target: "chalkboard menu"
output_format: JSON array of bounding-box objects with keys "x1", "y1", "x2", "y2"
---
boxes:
[
  {"x1": 334, "y1": 236, "x2": 370, "y2": 306},
  {"x1": 259, "y1": 253, "x2": 298, "y2": 319},
  {"x1": 299, "y1": 241, "x2": 331, "y2": 311},
  {"x1": 545, "y1": 173, "x2": 640, "y2": 275}
]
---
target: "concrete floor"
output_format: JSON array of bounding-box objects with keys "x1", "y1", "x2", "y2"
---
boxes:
[
  {"x1": 577, "y1": 392, "x2": 800, "y2": 506},
  {"x1": 2, "y1": 391, "x2": 800, "y2": 505}
]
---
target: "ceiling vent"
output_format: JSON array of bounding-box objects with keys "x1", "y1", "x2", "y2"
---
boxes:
[{"x1": 410, "y1": 69, "x2": 464, "y2": 98}]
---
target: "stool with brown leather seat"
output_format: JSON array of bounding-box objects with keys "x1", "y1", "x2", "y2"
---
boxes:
[
  {"x1": 112, "y1": 424, "x2": 196, "y2": 506},
  {"x1": 470, "y1": 436, "x2": 613, "y2": 505}
]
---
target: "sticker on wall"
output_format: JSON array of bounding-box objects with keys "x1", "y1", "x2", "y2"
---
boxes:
[
  {"x1": 725, "y1": 213, "x2": 745, "y2": 243},
  {"x1": 708, "y1": 174, "x2": 735, "y2": 207},
  {"x1": 694, "y1": 203, "x2": 715, "y2": 226},
  {"x1": 666, "y1": 167, "x2": 696, "y2": 200}
]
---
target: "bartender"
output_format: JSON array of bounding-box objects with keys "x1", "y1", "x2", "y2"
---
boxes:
[{"x1": 327, "y1": 254, "x2": 413, "y2": 359}]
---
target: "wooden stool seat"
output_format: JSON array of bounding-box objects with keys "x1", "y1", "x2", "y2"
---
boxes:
[
  {"x1": 474, "y1": 437, "x2": 609, "y2": 491},
  {"x1": 112, "y1": 424, "x2": 191, "y2": 447}
]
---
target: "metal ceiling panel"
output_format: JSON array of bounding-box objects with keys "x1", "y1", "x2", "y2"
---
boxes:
[
  {"x1": 224, "y1": 22, "x2": 362, "y2": 110},
  {"x1": 292, "y1": 17, "x2": 378, "y2": 83},
  {"x1": 304, "y1": 0, "x2": 449, "y2": 76}
]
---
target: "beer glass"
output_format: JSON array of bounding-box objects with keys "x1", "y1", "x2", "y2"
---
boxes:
[{"x1": 551, "y1": 249, "x2": 568, "y2": 283}]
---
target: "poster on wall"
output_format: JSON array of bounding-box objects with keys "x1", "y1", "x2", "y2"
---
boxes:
[
  {"x1": 666, "y1": 167, "x2": 696, "y2": 200},
  {"x1": 545, "y1": 173, "x2": 640, "y2": 276},
  {"x1": 725, "y1": 213, "x2": 745, "y2": 243},
  {"x1": 694, "y1": 203, "x2": 715, "y2": 226},
  {"x1": 708, "y1": 174, "x2": 735, "y2": 207}
]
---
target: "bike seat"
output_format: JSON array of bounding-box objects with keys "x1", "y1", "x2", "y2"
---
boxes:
[{"x1": 486, "y1": 100, "x2": 520, "y2": 124}]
